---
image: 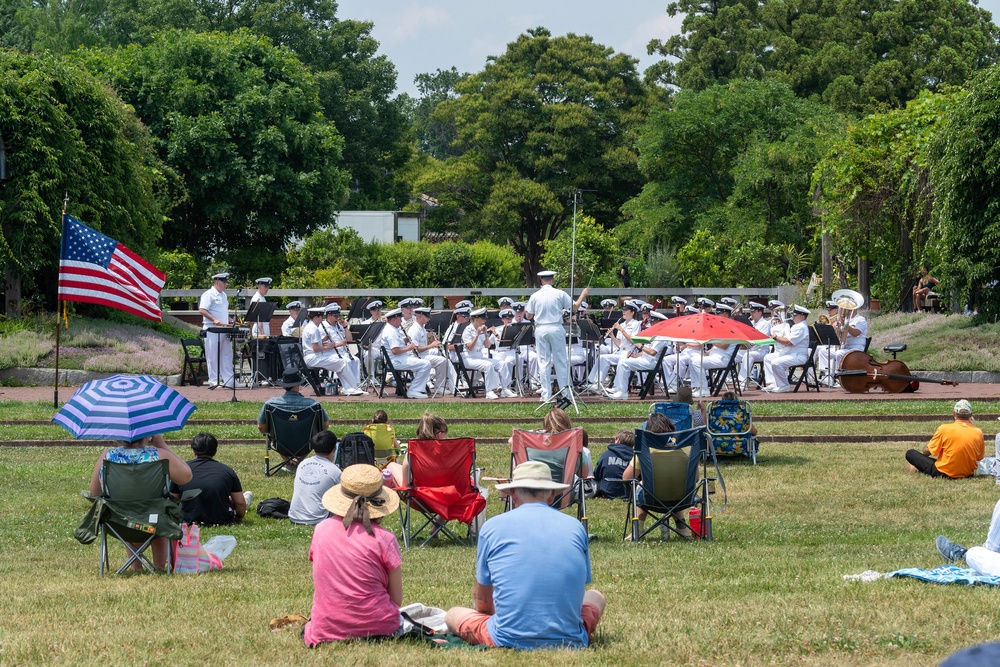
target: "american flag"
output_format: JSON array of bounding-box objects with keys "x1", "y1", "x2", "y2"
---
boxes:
[{"x1": 58, "y1": 215, "x2": 166, "y2": 321}]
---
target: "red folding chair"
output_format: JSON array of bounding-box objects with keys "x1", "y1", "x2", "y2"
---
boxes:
[
  {"x1": 507, "y1": 427, "x2": 588, "y2": 533},
  {"x1": 397, "y1": 438, "x2": 486, "y2": 547}
]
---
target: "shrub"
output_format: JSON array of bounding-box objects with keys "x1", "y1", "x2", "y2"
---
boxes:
[
  {"x1": 0, "y1": 331, "x2": 53, "y2": 370},
  {"x1": 469, "y1": 242, "x2": 522, "y2": 287},
  {"x1": 430, "y1": 242, "x2": 476, "y2": 287}
]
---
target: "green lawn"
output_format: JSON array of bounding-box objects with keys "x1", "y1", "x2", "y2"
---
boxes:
[{"x1": 2, "y1": 399, "x2": 999, "y2": 666}]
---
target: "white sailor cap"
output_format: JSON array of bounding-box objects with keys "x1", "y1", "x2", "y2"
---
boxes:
[
  {"x1": 212, "y1": 272, "x2": 229, "y2": 281},
  {"x1": 649, "y1": 311, "x2": 668, "y2": 321},
  {"x1": 601, "y1": 299, "x2": 617, "y2": 308},
  {"x1": 562, "y1": 309, "x2": 571, "y2": 318},
  {"x1": 513, "y1": 302, "x2": 526, "y2": 311},
  {"x1": 286, "y1": 301, "x2": 303, "y2": 310},
  {"x1": 716, "y1": 303, "x2": 734, "y2": 312},
  {"x1": 720, "y1": 297, "x2": 738, "y2": 306},
  {"x1": 255, "y1": 277, "x2": 272, "y2": 285},
  {"x1": 792, "y1": 305, "x2": 810, "y2": 316},
  {"x1": 385, "y1": 308, "x2": 403, "y2": 318},
  {"x1": 622, "y1": 301, "x2": 640, "y2": 312},
  {"x1": 748, "y1": 301, "x2": 766, "y2": 310},
  {"x1": 684, "y1": 305, "x2": 699, "y2": 313},
  {"x1": 414, "y1": 306, "x2": 431, "y2": 315},
  {"x1": 671, "y1": 296, "x2": 688, "y2": 305},
  {"x1": 367, "y1": 300, "x2": 383, "y2": 310},
  {"x1": 500, "y1": 308, "x2": 514, "y2": 317},
  {"x1": 324, "y1": 303, "x2": 341, "y2": 313},
  {"x1": 498, "y1": 297, "x2": 514, "y2": 307},
  {"x1": 640, "y1": 302, "x2": 653, "y2": 312},
  {"x1": 578, "y1": 301, "x2": 589, "y2": 311},
  {"x1": 537, "y1": 270, "x2": 556, "y2": 278},
  {"x1": 470, "y1": 307, "x2": 487, "y2": 317},
  {"x1": 455, "y1": 300, "x2": 473, "y2": 310},
  {"x1": 826, "y1": 300, "x2": 839, "y2": 309},
  {"x1": 308, "y1": 306, "x2": 325, "y2": 314},
  {"x1": 454, "y1": 306, "x2": 471, "y2": 316},
  {"x1": 696, "y1": 297, "x2": 715, "y2": 307},
  {"x1": 768, "y1": 300, "x2": 785, "y2": 309},
  {"x1": 398, "y1": 298, "x2": 414, "y2": 308}
]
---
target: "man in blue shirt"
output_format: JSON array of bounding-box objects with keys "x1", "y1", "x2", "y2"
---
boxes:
[{"x1": 445, "y1": 461, "x2": 606, "y2": 649}]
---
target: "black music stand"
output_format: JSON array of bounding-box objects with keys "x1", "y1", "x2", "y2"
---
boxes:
[
  {"x1": 244, "y1": 301, "x2": 276, "y2": 387},
  {"x1": 355, "y1": 322, "x2": 385, "y2": 389},
  {"x1": 576, "y1": 318, "x2": 603, "y2": 388},
  {"x1": 427, "y1": 311, "x2": 454, "y2": 339},
  {"x1": 812, "y1": 322, "x2": 839, "y2": 390},
  {"x1": 347, "y1": 297, "x2": 376, "y2": 321}
]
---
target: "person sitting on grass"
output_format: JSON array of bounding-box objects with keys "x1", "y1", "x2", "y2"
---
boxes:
[
  {"x1": 89, "y1": 433, "x2": 192, "y2": 570},
  {"x1": 621, "y1": 412, "x2": 693, "y2": 540},
  {"x1": 289, "y1": 431, "x2": 341, "y2": 526},
  {"x1": 936, "y1": 498, "x2": 1000, "y2": 577},
  {"x1": 593, "y1": 430, "x2": 634, "y2": 500},
  {"x1": 905, "y1": 400, "x2": 984, "y2": 479},
  {"x1": 257, "y1": 367, "x2": 331, "y2": 468},
  {"x1": 445, "y1": 461, "x2": 606, "y2": 649},
  {"x1": 304, "y1": 464, "x2": 403, "y2": 645},
  {"x1": 170, "y1": 432, "x2": 252, "y2": 525}
]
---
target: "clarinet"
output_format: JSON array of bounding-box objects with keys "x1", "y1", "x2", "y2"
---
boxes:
[
  {"x1": 337, "y1": 323, "x2": 356, "y2": 361},
  {"x1": 401, "y1": 324, "x2": 422, "y2": 358},
  {"x1": 320, "y1": 322, "x2": 343, "y2": 358}
]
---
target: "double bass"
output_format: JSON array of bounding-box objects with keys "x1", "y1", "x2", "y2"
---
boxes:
[{"x1": 837, "y1": 351, "x2": 959, "y2": 394}]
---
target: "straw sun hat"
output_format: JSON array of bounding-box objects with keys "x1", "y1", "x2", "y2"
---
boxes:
[
  {"x1": 495, "y1": 461, "x2": 569, "y2": 491},
  {"x1": 322, "y1": 465, "x2": 399, "y2": 528}
]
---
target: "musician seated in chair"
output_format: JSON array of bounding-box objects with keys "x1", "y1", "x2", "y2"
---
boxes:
[
  {"x1": 381, "y1": 308, "x2": 433, "y2": 399},
  {"x1": 816, "y1": 302, "x2": 868, "y2": 387},
  {"x1": 905, "y1": 400, "x2": 984, "y2": 479},
  {"x1": 302, "y1": 307, "x2": 367, "y2": 396}
]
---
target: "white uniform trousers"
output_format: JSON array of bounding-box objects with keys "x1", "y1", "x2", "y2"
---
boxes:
[
  {"x1": 391, "y1": 354, "x2": 432, "y2": 393},
  {"x1": 534, "y1": 324, "x2": 568, "y2": 400},
  {"x1": 763, "y1": 349, "x2": 808, "y2": 390},
  {"x1": 203, "y1": 329, "x2": 234, "y2": 387},
  {"x1": 690, "y1": 348, "x2": 732, "y2": 392},
  {"x1": 588, "y1": 348, "x2": 621, "y2": 384},
  {"x1": 739, "y1": 345, "x2": 770, "y2": 383},
  {"x1": 463, "y1": 353, "x2": 502, "y2": 394},
  {"x1": 425, "y1": 351, "x2": 456, "y2": 392},
  {"x1": 304, "y1": 352, "x2": 360, "y2": 392},
  {"x1": 612, "y1": 352, "x2": 660, "y2": 396}
]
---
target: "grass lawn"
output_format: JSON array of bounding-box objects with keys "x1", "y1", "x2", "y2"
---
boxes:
[{"x1": 2, "y1": 397, "x2": 1000, "y2": 666}]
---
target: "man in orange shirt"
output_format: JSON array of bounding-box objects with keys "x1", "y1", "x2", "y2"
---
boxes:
[{"x1": 905, "y1": 400, "x2": 984, "y2": 478}]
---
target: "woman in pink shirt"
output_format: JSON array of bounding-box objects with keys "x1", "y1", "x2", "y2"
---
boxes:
[{"x1": 304, "y1": 465, "x2": 403, "y2": 645}]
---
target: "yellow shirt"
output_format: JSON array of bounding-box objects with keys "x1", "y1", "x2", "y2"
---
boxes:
[{"x1": 928, "y1": 419, "x2": 985, "y2": 479}]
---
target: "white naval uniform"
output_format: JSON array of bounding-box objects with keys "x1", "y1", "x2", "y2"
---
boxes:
[
  {"x1": 739, "y1": 316, "x2": 773, "y2": 384},
  {"x1": 690, "y1": 343, "x2": 734, "y2": 393},
  {"x1": 281, "y1": 316, "x2": 298, "y2": 337},
  {"x1": 301, "y1": 320, "x2": 361, "y2": 392},
  {"x1": 382, "y1": 323, "x2": 432, "y2": 393},
  {"x1": 611, "y1": 338, "x2": 664, "y2": 396},
  {"x1": 329, "y1": 321, "x2": 361, "y2": 382},
  {"x1": 407, "y1": 320, "x2": 456, "y2": 392},
  {"x1": 663, "y1": 343, "x2": 701, "y2": 390},
  {"x1": 249, "y1": 291, "x2": 271, "y2": 337},
  {"x1": 764, "y1": 319, "x2": 809, "y2": 389},
  {"x1": 590, "y1": 319, "x2": 640, "y2": 385},
  {"x1": 526, "y1": 286, "x2": 573, "y2": 401},
  {"x1": 461, "y1": 324, "x2": 506, "y2": 394},
  {"x1": 816, "y1": 314, "x2": 868, "y2": 380},
  {"x1": 199, "y1": 286, "x2": 233, "y2": 387}
]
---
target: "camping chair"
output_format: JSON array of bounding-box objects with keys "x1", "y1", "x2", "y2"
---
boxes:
[
  {"x1": 263, "y1": 402, "x2": 325, "y2": 476},
  {"x1": 363, "y1": 422, "x2": 399, "y2": 467},
  {"x1": 180, "y1": 338, "x2": 208, "y2": 386},
  {"x1": 397, "y1": 438, "x2": 486, "y2": 547},
  {"x1": 647, "y1": 402, "x2": 693, "y2": 431},
  {"x1": 378, "y1": 347, "x2": 413, "y2": 398},
  {"x1": 707, "y1": 399, "x2": 758, "y2": 464},
  {"x1": 506, "y1": 427, "x2": 588, "y2": 532},
  {"x1": 625, "y1": 426, "x2": 713, "y2": 543},
  {"x1": 75, "y1": 460, "x2": 190, "y2": 575}
]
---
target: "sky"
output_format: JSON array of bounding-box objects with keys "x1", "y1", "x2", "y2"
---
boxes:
[{"x1": 336, "y1": 0, "x2": 1000, "y2": 98}]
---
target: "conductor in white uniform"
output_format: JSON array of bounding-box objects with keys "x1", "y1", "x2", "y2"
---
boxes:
[{"x1": 525, "y1": 270, "x2": 588, "y2": 403}]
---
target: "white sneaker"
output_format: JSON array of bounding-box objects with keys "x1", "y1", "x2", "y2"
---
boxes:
[
  {"x1": 344, "y1": 388, "x2": 367, "y2": 396},
  {"x1": 768, "y1": 385, "x2": 792, "y2": 394},
  {"x1": 406, "y1": 390, "x2": 429, "y2": 399},
  {"x1": 606, "y1": 391, "x2": 628, "y2": 400},
  {"x1": 486, "y1": 391, "x2": 500, "y2": 400},
  {"x1": 501, "y1": 389, "x2": 518, "y2": 398}
]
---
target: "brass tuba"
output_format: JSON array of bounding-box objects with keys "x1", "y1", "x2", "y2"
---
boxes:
[{"x1": 831, "y1": 289, "x2": 865, "y2": 345}]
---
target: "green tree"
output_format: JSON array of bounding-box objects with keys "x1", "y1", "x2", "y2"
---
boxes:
[
  {"x1": 78, "y1": 30, "x2": 348, "y2": 263},
  {"x1": 418, "y1": 29, "x2": 650, "y2": 284},
  {"x1": 406, "y1": 67, "x2": 467, "y2": 160},
  {"x1": 0, "y1": 49, "x2": 167, "y2": 312},
  {"x1": 650, "y1": 0, "x2": 1000, "y2": 113},
  {"x1": 930, "y1": 65, "x2": 1000, "y2": 320},
  {"x1": 541, "y1": 214, "x2": 621, "y2": 289}
]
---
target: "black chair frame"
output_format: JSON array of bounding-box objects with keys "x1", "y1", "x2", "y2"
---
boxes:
[
  {"x1": 379, "y1": 347, "x2": 414, "y2": 398},
  {"x1": 181, "y1": 338, "x2": 208, "y2": 387}
]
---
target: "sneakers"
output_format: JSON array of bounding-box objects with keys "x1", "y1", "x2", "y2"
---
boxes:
[
  {"x1": 936, "y1": 535, "x2": 967, "y2": 562},
  {"x1": 765, "y1": 385, "x2": 792, "y2": 393},
  {"x1": 406, "y1": 390, "x2": 429, "y2": 399},
  {"x1": 344, "y1": 388, "x2": 367, "y2": 396},
  {"x1": 606, "y1": 390, "x2": 628, "y2": 401},
  {"x1": 501, "y1": 389, "x2": 518, "y2": 398},
  {"x1": 486, "y1": 391, "x2": 500, "y2": 400}
]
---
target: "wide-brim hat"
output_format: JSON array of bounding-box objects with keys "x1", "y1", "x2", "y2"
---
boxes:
[
  {"x1": 495, "y1": 461, "x2": 569, "y2": 491},
  {"x1": 322, "y1": 464, "x2": 399, "y2": 519},
  {"x1": 276, "y1": 367, "x2": 305, "y2": 388}
]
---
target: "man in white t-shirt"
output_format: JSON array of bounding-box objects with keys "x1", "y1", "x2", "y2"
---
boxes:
[{"x1": 289, "y1": 431, "x2": 342, "y2": 525}]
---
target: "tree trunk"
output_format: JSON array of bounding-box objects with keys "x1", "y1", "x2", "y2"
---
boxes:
[
  {"x1": 857, "y1": 257, "x2": 870, "y2": 305},
  {"x1": 821, "y1": 231, "x2": 832, "y2": 297},
  {"x1": 4, "y1": 266, "x2": 20, "y2": 317}
]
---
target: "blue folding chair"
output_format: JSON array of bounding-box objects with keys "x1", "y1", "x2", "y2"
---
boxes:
[{"x1": 645, "y1": 402, "x2": 693, "y2": 431}]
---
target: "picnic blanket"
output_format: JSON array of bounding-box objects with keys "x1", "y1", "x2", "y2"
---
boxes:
[{"x1": 844, "y1": 565, "x2": 1000, "y2": 586}]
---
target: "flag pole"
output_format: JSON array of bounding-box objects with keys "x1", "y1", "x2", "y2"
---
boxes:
[{"x1": 54, "y1": 193, "x2": 68, "y2": 409}]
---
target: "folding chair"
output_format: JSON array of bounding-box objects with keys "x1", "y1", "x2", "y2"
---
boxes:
[
  {"x1": 75, "y1": 460, "x2": 189, "y2": 575},
  {"x1": 707, "y1": 399, "x2": 758, "y2": 464},
  {"x1": 363, "y1": 422, "x2": 399, "y2": 467},
  {"x1": 707, "y1": 346, "x2": 742, "y2": 397},
  {"x1": 454, "y1": 349, "x2": 485, "y2": 398},
  {"x1": 636, "y1": 346, "x2": 671, "y2": 400},
  {"x1": 378, "y1": 347, "x2": 413, "y2": 398},
  {"x1": 506, "y1": 427, "x2": 588, "y2": 533},
  {"x1": 180, "y1": 338, "x2": 208, "y2": 386},
  {"x1": 625, "y1": 426, "x2": 713, "y2": 543},
  {"x1": 276, "y1": 341, "x2": 325, "y2": 396},
  {"x1": 647, "y1": 402, "x2": 693, "y2": 431},
  {"x1": 263, "y1": 403, "x2": 324, "y2": 476},
  {"x1": 788, "y1": 341, "x2": 820, "y2": 392},
  {"x1": 397, "y1": 438, "x2": 486, "y2": 547}
]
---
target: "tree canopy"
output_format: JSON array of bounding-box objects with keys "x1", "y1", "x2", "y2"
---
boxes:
[
  {"x1": 416, "y1": 28, "x2": 650, "y2": 283},
  {"x1": 0, "y1": 49, "x2": 166, "y2": 300},
  {"x1": 77, "y1": 30, "x2": 348, "y2": 266},
  {"x1": 650, "y1": 0, "x2": 1000, "y2": 113}
]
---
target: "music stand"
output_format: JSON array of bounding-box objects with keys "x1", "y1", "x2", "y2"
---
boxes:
[
  {"x1": 347, "y1": 296, "x2": 376, "y2": 322},
  {"x1": 498, "y1": 323, "x2": 523, "y2": 395},
  {"x1": 244, "y1": 301, "x2": 276, "y2": 387},
  {"x1": 356, "y1": 322, "x2": 385, "y2": 390},
  {"x1": 812, "y1": 323, "x2": 840, "y2": 390},
  {"x1": 427, "y1": 311, "x2": 454, "y2": 339}
]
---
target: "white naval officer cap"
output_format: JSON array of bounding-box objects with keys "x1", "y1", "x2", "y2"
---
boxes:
[
  {"x1": 454, "y1": 306, "x2": 471, "y2": 316},
  {"x1": 385, "y1": 308, "x2": 403, "y2": 318},
  {"x1": 748, "y1": 301, "x2": 766, "y2": 310},
  {"x1": 537, "y1": 270, "x2": 556, "y2": 279},
  {"x1": 498, "y1": 297, "x2": 514, "y2": 307},
  {"x1": 307, "y1": 306, "x2": 325, "y2": 314},
  {"x1": 470, "y1": 307, "x2": 487, "y2": 317},
  {"x1": 622, "y1": 300, "x2": 640, "y2": 312},
  {"x1": 255, "y1": 277, "x2": 272, "y2": 285},
  {"x1": 212, "y1": 272, "x2": 229, "y2": 281},
  {"x1": 649, "y1": 311, "x2": 668, "y2": 320},
  {"x1": 286, "y1": 301, "x2": 303, "y2": 310},
  {"x1": 671, "y1": 296, "x2": 688, "y2": 305},
  {"x1": 639, "y1": 302, "x2": 653, "y2": 312},
  {"x1": 826, "y1": 300, "x2": 839, "y2": 309},
  {"x1": 414, "y1": 307, "x2": 431, "y2": 315},
  {"x1": 324, "y1": 302, "x2": 341, "y2": 313},
  {"x1": 455, "y1": 300, "x2": 473, "y2": 310},
  {"x1": 684, "y1": 305, "x2": 699, "y2": 313},
  {"x1": 716, "y1": 303, "x2": 734, "y2": 313},
  {"x1": 792, "y1": 305, "x2": 811, "y2": 316},
  {"x1": 367, "y1": 300, "x2": 383, "y2": 310},
  {"x1": 719, "y1": 297, "x2": 738, "y2": 306},
  {"x1": 578, "y1": 301, "x2": 589, "y2": 311},
  {"x1": 601, "y1": 299, "x2": 617, "y2": 308},
  {"x1": 768, "y1": 300, "x2": 785, "y2": 309},
  {"x1": 500, "y1": 308, "x2": 514, "y2": 317},
  {"x1": 696, "y1": 297, "x2": 715, "y2": 307},
  {"x1": 512, "y1": 302, "x2": 526, "y2": 311}
]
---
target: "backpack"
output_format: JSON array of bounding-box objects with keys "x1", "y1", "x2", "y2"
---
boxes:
[
  {"x1": 337, "y1": 432, "x2": 376, "y2": 468},
  {"x1": 256, "y1": 497, "x2": 291, "y2": 520}
]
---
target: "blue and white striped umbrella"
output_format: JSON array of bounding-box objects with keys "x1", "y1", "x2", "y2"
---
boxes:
[{"x1": 52, "y1": 374, "x2": 197, "y2": 441}]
